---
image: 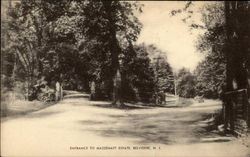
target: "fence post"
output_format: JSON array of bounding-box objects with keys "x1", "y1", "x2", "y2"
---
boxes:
[
  {"x1": 60, "y1": 85, "x2": 63, "y2": 100},
  {"x1": 90, "y1": 81, "x2": 95, "y2": 100},
  {"x1": 243, "y1": 89, "x2": 250, "y2": 128},
  {"x1": 55, "y1": 81, "x2": 60, "y2": 101},
  {"x1": 242, "y1": 90, "x2": 247, "y2": 121},
  {"x1": 223, "y1": 100, "x2": 228, "y2": 131},
  {"x1": 248, "y1": 97, "x2": 250, "y2": 128},
  {"x1": 229, "y1": 100, "x2": 235, "y2": 132}
]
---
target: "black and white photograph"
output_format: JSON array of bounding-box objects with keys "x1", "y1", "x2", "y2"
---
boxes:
[{"x1": 1, "y1": 1, "x2": 250, "y2": 157}]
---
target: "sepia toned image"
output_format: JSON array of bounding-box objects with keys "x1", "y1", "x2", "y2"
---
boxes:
[{"x1": 1, "y1": 1, "x2": 250, "y2": 157}]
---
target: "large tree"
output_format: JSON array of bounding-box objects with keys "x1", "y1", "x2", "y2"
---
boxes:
[
  {"x1": 173, "y1": 2, "x2": 250, "y2": 96},
  {"x1": 77, "y1": 1, "x2": 142, "y2": 107},
  {"x1": 147, "y1": 44, "x2": 174, "y2": 94},
  {"x1": 3, "y1": 0, "x2": 84, "y2": 99},
  {"x1": 224, "y1": 2, "x2": 250, "y2": 128},
  {"x1": 194, "y1": 3, "x2": 226, "y2": 99},
  {"x1": 224, "y1": 2, "x2": 250, "y2": 93},
  {"x1": 121, "y1": 44, "x2": 155, "y2": 103}
]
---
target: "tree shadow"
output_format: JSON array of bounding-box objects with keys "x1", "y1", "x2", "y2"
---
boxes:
[
  {"x1": 96, "y1": 129, "x2": 174, "y2": 145},
  {"x1": 144, "y1": 104, "x2": 184, "y2": 108},
  {"x1": 23, "y1": 110, "x2": 62, "y2": 119},
  {"x1": 63, "y1": 94, "x2": 89, "y2": 99},
  {"x1": 77, "y1": 113, "x2": 197, "y2": 145},
  {"x1": 77, "y1": 108, "x2": 232, "y2": 145},
  {"x1": 1, "y1": 102, "x2": 57, "y2": 122},
  {"x1": 79, "y1": 120, "x2": 105, "y2": 125},
  {"x1": 91, "y1": 103, "x2": 150, "y2": 110},
  {"x1": 188, "y1": 112, "x2": 234, "y2": 143},
  {"x1": 200, "y1": 139, "x2": 231, "y2": 143}
]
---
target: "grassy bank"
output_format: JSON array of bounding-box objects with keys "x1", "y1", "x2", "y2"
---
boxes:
[{"x1": 1, "y1": 91, "x2": 55, "y2": 118}]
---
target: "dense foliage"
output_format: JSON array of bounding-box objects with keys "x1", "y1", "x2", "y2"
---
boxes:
[
  {"x1": 176, "y1": 68, "x2": 196, "y2": 98},
  {"x1": 194, "y1": 3, "x2": 226, "y2": 99},
  {"x1": 173, "y1": 2, "x2": 249, "y2": 100},
  {"x1": 1, "y1": 1, "x2": 174, "y2": 105},
  {"x1": 170, "y1": 2, "x2": 227, "y2": 99}
]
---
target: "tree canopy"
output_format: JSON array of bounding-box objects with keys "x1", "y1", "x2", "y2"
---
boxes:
[{"x1": 2, "y1": 0, "x2": 175, "y2": 105}]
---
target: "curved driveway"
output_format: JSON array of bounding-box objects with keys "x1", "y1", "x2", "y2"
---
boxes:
[{"x1": 1, "y1": 92, "x2": 249, "y2": 157}]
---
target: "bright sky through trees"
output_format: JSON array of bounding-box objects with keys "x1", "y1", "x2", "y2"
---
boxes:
[{"x1": 137, "y1": 1, "x2": 209, "y2": 71}]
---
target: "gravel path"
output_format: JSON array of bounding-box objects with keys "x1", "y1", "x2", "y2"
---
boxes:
[{"x1": 1, "y1": 92, "x2": 249, "y2": 157}]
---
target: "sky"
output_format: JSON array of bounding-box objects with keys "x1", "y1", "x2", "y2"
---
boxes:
[{"x1": 136, "y1": 1, "x2": 208, "y2": 71}]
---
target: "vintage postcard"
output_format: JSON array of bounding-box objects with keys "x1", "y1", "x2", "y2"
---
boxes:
[{"x1": 1, "y1": 1, "x2": 250, "y2": 157}]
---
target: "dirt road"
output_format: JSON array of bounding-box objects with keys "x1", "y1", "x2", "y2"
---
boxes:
[{"x1": 1, "y1": 92, "x2": 249, "y2": 157}]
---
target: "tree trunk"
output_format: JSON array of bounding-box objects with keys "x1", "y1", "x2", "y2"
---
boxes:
[
  {"x1": 113, "y1": 69, "x2": 123, "y2": 107},
  {"x1": 102, "y1": 1, "x2": 124, "y2": 107},
  {"x1": 224, "y1": 1, "x2": 235, "y2": 131},
  {"x1": 224, "y1": 1, "x2": 250, "y2": 130}
]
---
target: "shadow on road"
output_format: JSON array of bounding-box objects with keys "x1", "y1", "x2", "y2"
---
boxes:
[
  {"x1": 23, "y1": 110, "x2": 62, "y2": 119},
  {"x1": 91, "y1": 103, "x2": 150, "y2": 110},
  {"x1": 63, "y1": 94, "x2": 89, "y2": 99},
  {"x1": 2, "y1": 91, "x2": 229, "y2": 146},
  {"x1": 1, "y1": 102, "x2": 56, "y2": 122},
  {"x1": 77, "y1": 108, "x2": 229, "y2": 145}
]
